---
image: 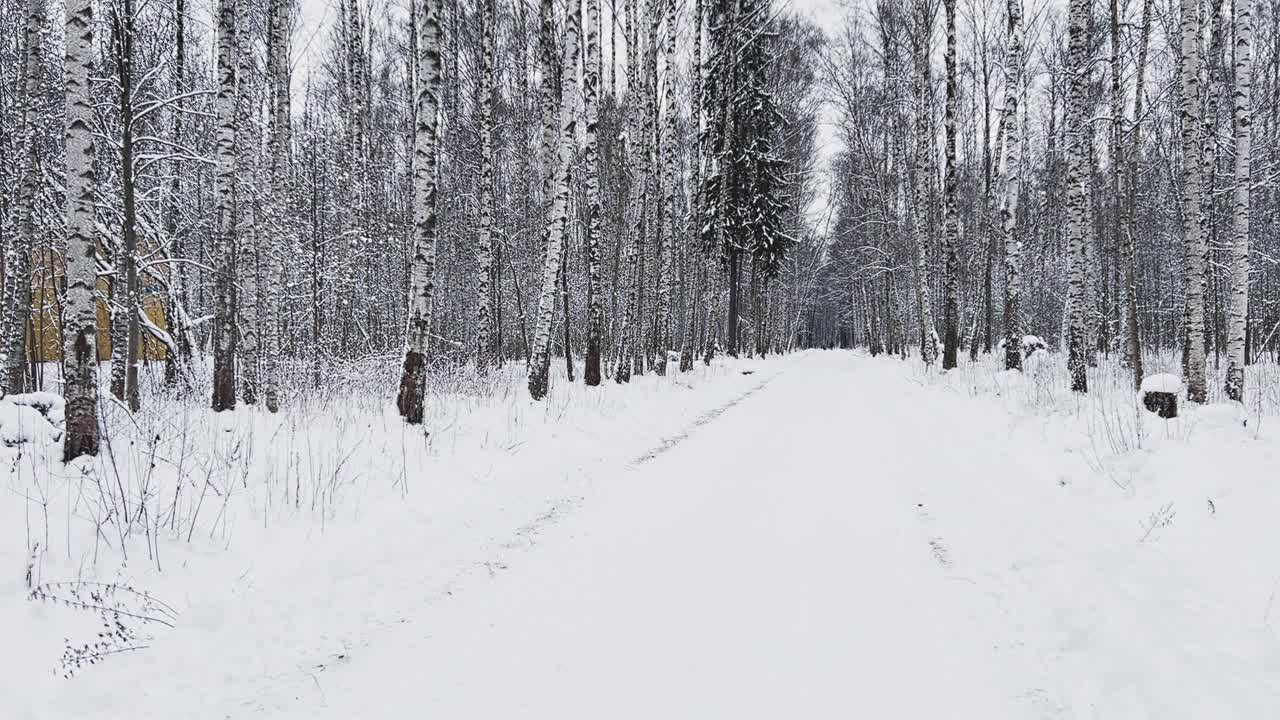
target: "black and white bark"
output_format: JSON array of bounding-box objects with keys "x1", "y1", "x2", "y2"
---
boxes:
[
  {"x1": 583, "y1": 0, "x2": 605, "y2": 385},
  {"x1": 62, "y1": 0, "x2": 100, "y2": 458},
  {"x1": 264, "y1": 0, "x2": 290, "y2": 412},
  {"x1": 1065, "y1": 0, "x2": 1091, "y2": 393},
  {"x1": 476, "y1": 0, "x2": 497, "y2": 371},
  {"x1": 941, "y1": 0, "x2": 960, "y2": 369},
  {"x1": 910, "y1": 0, "x2": 938, "y2": 365},
  {"x1": 3, "y1": 0, "x2": 44, "y2": 396},
  {"x1": 211, "y1": 0, "x2": 238, "y2": 412},
  {"x1": 1000, "y1": 0, "x2": 1024, "y2": 372},
  {"x1": 1180, "y1": 0, "x2": 1208, "y2": 403},
  {"x1": 1226, "y1": 0, "x2": 1253, "y2": 402},
  {"x1": 396, "y1": 0, "x2": 442, "y2": 424},
  {"x1": 528, "y1": 0, "x2": 580, "y2": 400}
]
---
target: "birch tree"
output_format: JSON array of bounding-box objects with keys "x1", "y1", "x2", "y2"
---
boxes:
[
  {"x1": 62, "y1": 0, "x2": 100, "y2": 458},
  {"x1": 1226, "y1": 0, "x2": 1253, "y2": 402},
  {"x1": 1180, "y1": 0, "x2": 1208, "y2": 403},
  {"x1": 1065, "y1": 0, "x2": 1090, "y2": 393},
  {"x1": 528, "y1": 0, "x2": 581, "y2": 399},
  {"x1": 476, "y1": 0, "x2": 496, "y2": 371},
  {"x1": 1000, "y1": 0, "x2": 1024, "y2": 371},
  {"x1": 655, "y1": 0, "x2": 678, "y2": 371},
  {"x1": 910, "y1": 0, "x2": 939, "y2": 365},
  {"x1": 236, "y1": 2, "x2": 261, "y2": 404},
  {"x1": 396, "y1": 0, "x2": 442, "y2": 424},
  {"x1": 1121, "y1": 0, "x2": 1154, "y2": 389},
  {"x1": 211, "y1": 0, "x2": 238, "y2": 411},
  {"x1": 583, "y1": 0, "x2": 605, "y2": 384},
  {"x1": 3, "y1": 0, "x2": 44, "y2": 396},
  {"x1": 941, "y1": 0, "x2": 960, "y2": 369},
  {"x1": 264, "y1": 0, "x2": 290, "y2": 412}
]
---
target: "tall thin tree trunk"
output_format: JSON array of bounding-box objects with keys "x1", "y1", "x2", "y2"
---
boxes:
[
  {"x1": 1123, "y1": 0, "x2": 1154, "y2": 390},
  {"x1": 1066, "y1": 0, "x2": 1091, "y2": 393},
  {"x1": 1226, "y1": 0, "x2": 1253, "y2": 401},
  {"x1": 528, "y1": 1, "x2": 581, "y2": 400},
  {"x1": 1000, "y1": 0, "x2": 1025, "y2": 372},
  {"x1": 163, "y1": 0, "x2": 194, "y2": 390},
  {"x1": 113, "y1": 0, "x2": 142, "y2": 412},
  {"x1": 476, "y1": 0, "x2": 497, "y2": 371},
  {"x1": 264, "y1": 0, "x2": 290, "y2": 412},
  {"x1": 396, "y1": 0, "x2": 443, "y2": 423},
  {"x1": 654, "y1": 0, "x2": 677, "y2": 374},
  {"x1": 910, "y1": 0, "x2": 938, "y2": 365},
  {"x1": 211, "y1": 0, "x2": 239, "y2": 412},
  {"x1": 62, "y1": 0, "x2": 100, "y2": 457},
  {"x1": 4, "y1": 0, "x2": 45, "y2": 397},
  {"x1": 236, "y1": 5, "x2": 260, "y2": 404},
  {"x1": 583, "y1": 0, "x2": 605, "y2": 385},
  {"x1": 941, "y1": 0, "x2": 960, "y2": 369},
  {"x1": 1180, "y1": 0, "x2": 1208, "y2": 402}
]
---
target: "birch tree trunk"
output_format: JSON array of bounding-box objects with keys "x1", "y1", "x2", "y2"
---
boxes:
[
  {"x1": 528, "y1": 1, "x2": 580, "y2": 400},
  {"x1": 583, "y1": 0, "x2": 605, "y2": 385},
  {"x1": 1065, "y1": 0, "x2": 1091, "y2": 393},
  {"x1": 1122, "y1": 0, "x2": 1154, "y2": 390},
  {"x1": 476, "y1": 0, "x2": 497, "y2": 371},
  {"x1": 211, "y1": 0, "x2": 238, "y2": 412},
  {"x1": 4, "y1": 0, "x2": 45, "y2": 396},
  {"x1": 654, "y1": 0, "x2": 678, "y2": 374},
  {"x1": 264, "y1": 0, "x2": 290, "y2": 412},
  {"x1": 1000, "y1": 0, "x2": 1025, "y2": 371},
  {"x1": 236, "y1": 5, "x2": 260, "y2": 404},
  {"x1": 396, "y1": 0, "x2": 443, "y2": 424},
  {"x1": 163, "y1": 0, "x2": 194, "y2": 390},
  {"x1": 941, "y1": 0, "x2": 960, "y2": 369},
  {"x1": 1226, "y1": 0, "x2": 1253, "y2": 401},
  {"x1": 1180, "y1": 0, "x2": 1208, "y2": 403},
  {"x1": 62, "y1": 0, "x2": 100, "y2": 458},
  {"x1": 911, "y1": 0, "x2": 938, "y2": 365},
  {"x1": 110, "y1": 0, "x2": 143, "y2": 413}
]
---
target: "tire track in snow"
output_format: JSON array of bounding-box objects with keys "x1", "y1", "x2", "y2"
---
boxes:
[
  {"x1": 475, "y1": 363, "x2": 786, "y2": 582},
  {"x1": 629, "y1": 370, "x2": 782, "y2": 467}
]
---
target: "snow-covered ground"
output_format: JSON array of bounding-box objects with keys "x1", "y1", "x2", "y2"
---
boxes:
[{"x1": 7, "y1": 350, "x2": 1280, "y2": 717}]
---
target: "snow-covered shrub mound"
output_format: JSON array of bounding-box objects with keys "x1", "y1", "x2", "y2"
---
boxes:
[
  {"x1": 1194, "y1": 401, "x2": 1247, "y2": 430},
  {"x1": 0, "y1": 393, "x2": 65, "y2": 446},
  {"x1": 996, "y1": 334, "x2": 1048, "y2": 358},
  {"x1": 1140, "y1": 373, "x2": 1183, "y2": 394}
]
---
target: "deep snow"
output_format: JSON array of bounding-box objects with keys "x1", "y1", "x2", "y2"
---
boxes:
[{"x1": 7, "y1": 351, "x2": 1280, "y2": 718}]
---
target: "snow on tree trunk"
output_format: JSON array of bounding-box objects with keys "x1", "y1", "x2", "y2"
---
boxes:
[
  {"x1": 236, "y1": 4, "x2": 260, "y2": 405},
  {"x1": 1065, "y1": 0, "x2": 1091, "y2": 393},
  {"x1": 910, "y1": 0, "x2": 938, "y2": 366},
  {"x1": 264, "y1": 0, "x2": 290, "y2": 412},
  {"x1": 1226, "y1": 0, "x2": 1252, "y2": 402},
  {"x1": 528, "y1": 2, "x2": 580, "y2": 400},
  {"x1": 682, "y1": 0, "x2": 704, "y2": 374},
  {"x1": 941, "y1": 0, "x2": 960, "y2": 370},
  {"x1": 115, "y1": 0, "x2": 143, "y2": 413},
  {"x1": 3, "y1": 0, "x2": 45, "y2": 396},
  {"x1": 396, "y1": 0, "x2": 443, "y2": 424},
  {"x1": 1000, "y1": 0, "x2": 1025, "y2": 372},
  {"x1": 654, "y1": 0, "x2": 677, "y2": 375},
  {"x1": 583, "y1": 0, "x2": 605, "y2": 385},
  {"x1": 62, "y1": 0, "x2": 99, "y2": 458},
  {"x1": 163, "y1": 0, "x2": 194, "y2": 390},
  {"x1": 211, "y1": 0, "x2": 238, "y2": 412},
  {"x1": 1122, "y1": 0, "x2": 1154, "y2": 391},
  {"x1": 476, "y1": 0, "x2": 497, "y2": 372},
  {"x1": 1180, "y1": 0, "x2": 1208, "y2": 403}
]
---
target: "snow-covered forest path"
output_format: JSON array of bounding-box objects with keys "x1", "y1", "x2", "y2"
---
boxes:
[{"x1": 284, "y1": 352, "x2": 1037, "y2": 718}]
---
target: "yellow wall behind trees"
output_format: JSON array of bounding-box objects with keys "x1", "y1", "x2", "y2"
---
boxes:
[{"x1": 26, "y1": 262, "x2": 168, "y2": 363}]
